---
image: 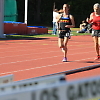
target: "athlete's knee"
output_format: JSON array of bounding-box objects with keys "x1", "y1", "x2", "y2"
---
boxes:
[{"x1": 59, "y1": 45, "x2": 64, "y2": 48}]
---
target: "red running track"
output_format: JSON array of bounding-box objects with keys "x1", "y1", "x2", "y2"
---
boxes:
[{"x1": 0, "y1": 35, "x2": 100, "y2": 81}]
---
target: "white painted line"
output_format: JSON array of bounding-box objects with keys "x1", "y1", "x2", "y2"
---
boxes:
[
  {"x1": 0, "y1": 51, "x2": 95, "y2": 66},
  {"x1": 0, "y1": 57, "x2": 95, "y2": 75},
  {"x1": 0, "y1": 42, "x2": 93, "y2": 50},
  {"x1": 0, "y1": 46, "x2": 94, "y2": 59}
]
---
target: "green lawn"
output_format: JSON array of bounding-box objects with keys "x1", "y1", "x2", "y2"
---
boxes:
[
  {"x1": 48, "y1": 28, "x2": 91, "y2": 36},
  {"x1": 1, "y1": 28, "x2": 91, "y2": 40},
  {"x1": 70, "y1": 28, "x2": 91, "y2": 36}
]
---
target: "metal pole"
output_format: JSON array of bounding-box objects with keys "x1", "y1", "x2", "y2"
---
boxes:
[
  {"x1": 53, "y1": 2, "x2": 55, "y2": 10},
  {"x1": 24, "y1": 0, "x2": 28, "y2": 24},
  {"x1": 0, "y1": 0, "x2": 5, "y2": 38}
]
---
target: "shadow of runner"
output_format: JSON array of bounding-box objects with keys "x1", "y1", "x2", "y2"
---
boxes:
[{"x1": 78, "y1": 60, "x2": 100, "y2": 63}]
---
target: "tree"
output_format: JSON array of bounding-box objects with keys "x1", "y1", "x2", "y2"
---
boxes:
[{"x1": 16, "y1": 0, "x2": 100, "y2": 27}]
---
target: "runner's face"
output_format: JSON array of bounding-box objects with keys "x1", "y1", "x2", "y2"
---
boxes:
[
  {"x1": 63, "y1": 4, "x2": 69, "y2": 12},
  {"x1": 94, "y1": 6, "x2": 100, "y2": 12}
]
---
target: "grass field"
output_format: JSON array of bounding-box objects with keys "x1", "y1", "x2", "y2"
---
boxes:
[{"x1": 1, "y1": 28, "x2": 91, "y2": 40}]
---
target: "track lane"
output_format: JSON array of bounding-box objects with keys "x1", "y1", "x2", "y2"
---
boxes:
[{"x1": 0, "y1": 36, "x2": 99, "y2": 81}]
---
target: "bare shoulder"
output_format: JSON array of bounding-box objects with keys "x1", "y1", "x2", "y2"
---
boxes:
[
  {"x1": 69, "y1": 14, "x2": 74, "y2": 19},
  {"x1": 90, "y1": 13, "x2": 93, "y2": 16},
  {"x1": 90, "y1": 12, "x2": 94, "y2": 20},
  {"x1": 90, "y1": 12, "x2": 94, "y2": 17}
]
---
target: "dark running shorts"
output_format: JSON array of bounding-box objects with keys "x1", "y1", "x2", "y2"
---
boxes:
[
  {"x1": 91, "y1": 29, "x2": 100, "y2": 37},
  {"x1": 58, "y1": 30, "x2": 71, "y2": 39}
]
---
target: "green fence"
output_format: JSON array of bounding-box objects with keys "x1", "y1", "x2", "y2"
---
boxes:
[{"x1": 4, "y1": 0, "x2": 17, "y2": 21}]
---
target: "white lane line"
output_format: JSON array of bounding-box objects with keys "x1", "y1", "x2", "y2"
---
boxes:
[
  {"x1": 0, "y1": 51, "x2": 95, "y2": 66},
  {"x1": 0, "y1": 46, "x2": 94, "y2": 58},
  {"x1": 0, "y1": 45, "x2": 93, "y2": 54},
  {"x1": 0, "y1": 42, "x2": 93, "y2": 51},
  {"x1": 0, "y1": 57, "x2": 95, "y2": 75}
]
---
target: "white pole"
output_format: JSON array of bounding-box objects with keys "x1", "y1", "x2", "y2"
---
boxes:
[
  {"x1": 0, "y1": 0, "x2": 5, "y2": 38},
  {"x1": 24, "y1": 0, "x2": 28, "y2": 24}
]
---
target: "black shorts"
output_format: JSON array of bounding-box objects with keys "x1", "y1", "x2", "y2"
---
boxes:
[
  {"x1": 91, "y1": 29, "x2": 100, "y2": 37},
  {"x1": 58, "y1": 30, "x2": 71, "y2": 39}
]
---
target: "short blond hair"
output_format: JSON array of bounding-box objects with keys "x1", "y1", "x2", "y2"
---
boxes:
[{"x1": 93, "y1": 3, "x2": 100, "y2": 8}]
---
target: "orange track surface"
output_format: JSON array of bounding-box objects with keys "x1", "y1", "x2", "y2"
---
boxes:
[{"x1": 0, "y1": 35, "x2": 100, "y2": 81}]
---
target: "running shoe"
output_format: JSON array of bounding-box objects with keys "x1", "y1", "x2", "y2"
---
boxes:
[
  {"x1": 62, "y1": 57, "x2": 67, "y2": 62},
  {"x1": 94, "y1": 56, "x2": 100, "y2": 60}
]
